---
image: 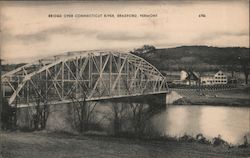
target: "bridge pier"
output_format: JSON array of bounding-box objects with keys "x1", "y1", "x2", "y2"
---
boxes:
[{"x1": 165, "y1": 90, "x2": 183, "y2": 104}]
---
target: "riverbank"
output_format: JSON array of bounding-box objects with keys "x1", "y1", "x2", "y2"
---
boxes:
[
  {"x1": 1, "y1": 131, "x2": 250, "y2": 158},
  {"x1": 172, "y1": 88, "x2": 250, "y2": 106}
]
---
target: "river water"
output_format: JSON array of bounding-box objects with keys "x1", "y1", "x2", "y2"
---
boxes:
[
  {"x1": 151, "y1": 105, "x2": 250, "y2": 145},
  {"x1": 38, "y1": 102, "x2": 250, "y2": 145}
]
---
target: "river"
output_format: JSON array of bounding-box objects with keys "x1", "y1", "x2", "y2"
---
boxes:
[
  {"x1": 29, "y1": 102, "x2": 250, "y2": 145},
  {"x1": 151, "y1": 105, "x2": 250, "y2": 145}
]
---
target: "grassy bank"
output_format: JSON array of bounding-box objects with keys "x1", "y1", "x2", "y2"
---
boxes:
[
  {"x1": 1, "y1": 131, "x2": 250, "y2": 158},
  {"x1": 174, "y1": 97, "x2": 250, "y2": 106},
  {"x1": 172, "y1": 88, "x2": 250, "y2": 106}
]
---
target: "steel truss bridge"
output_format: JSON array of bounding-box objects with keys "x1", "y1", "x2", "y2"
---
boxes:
[{"x1": 1, "y1": 51, "x2": 168, "y2": 108}]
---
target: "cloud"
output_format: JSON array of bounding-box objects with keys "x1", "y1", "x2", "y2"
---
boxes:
[
  {"x1": 220, "y1": 31, "x2": 249, "y2": 37},
  {"x1": 97, "y1": 32, "x2": 161, "y2": 41},
  {"x1": 1, "y1": 0, "x2": 248, "y2": 63},
  {"x1": 195, "y1": 31, "x2": 249, "y2": 44},
  {"x1": 3, "y1": 25, "x2": 97, "y2": 44},
  {"x1": 15, "y1": 32, "x2": 48, "y2": 43},
  {"x1": 5, "y1": 25, "x2": 163, "y2": 45}
]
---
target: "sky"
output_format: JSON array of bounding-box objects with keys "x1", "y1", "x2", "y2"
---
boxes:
[{"x1": 0, "y1": 0, "x2": 249, "y2": 63}]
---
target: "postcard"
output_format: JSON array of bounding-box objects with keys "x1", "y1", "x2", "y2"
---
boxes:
[{"x1": 0, "y1": 1, "x2": 249, "y2": 158}]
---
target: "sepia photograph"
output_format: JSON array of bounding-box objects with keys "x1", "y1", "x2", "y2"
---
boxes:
[{"x1": 0, "y1": 0, "x2": 249, "y2": 158}]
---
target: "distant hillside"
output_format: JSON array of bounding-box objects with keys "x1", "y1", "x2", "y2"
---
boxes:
[
  {"x1": 1, "y1": 46, "x2": 249, "y2": 75},
  {"x1": 133, "y1": 46, "x2": 250, "y2": 72},
  {"x1": 1, "y1": 63, "x2": 26, "y2": 74}
]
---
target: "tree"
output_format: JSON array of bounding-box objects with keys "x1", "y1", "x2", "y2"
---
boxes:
[
  {"x1": 0, "y1": 58, "x2": 2, "y2": 130},
  {"x1": 132, "y1": 45, "x2": 156, "y2": 54},
  {"x1": 31, "y1": 98, "x2": 49, "y2": 130},
  {"x1": 1, "y1": 98, "x2": 16, "y2": 130},
  {"x1": 129, "y1": 103, "x2": 147, "y2": 136},
  {"x1": 29, "y1": 80, "x2": 50, "y2": 130},
  {"x1": 69, "y1": 81, "x2": 98, "y2": 133},
  {"x1": 70, "y1": 97, "x2": 98, "y2": 133},
  {"x1": 239, "y1": 56, "x2": 250, "y2": 84},
  {"x1": 111, "y1": 102, "x2": 129, "y2": 135}
]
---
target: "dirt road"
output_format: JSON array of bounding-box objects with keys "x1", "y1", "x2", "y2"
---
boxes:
[{"x1": 1, "y1": 132, "x2": 249, "y2": 158}]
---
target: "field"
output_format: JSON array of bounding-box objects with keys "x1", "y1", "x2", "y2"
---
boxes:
[{"x1": 1, "y1": 132, "x2": 250, "y2": 158}]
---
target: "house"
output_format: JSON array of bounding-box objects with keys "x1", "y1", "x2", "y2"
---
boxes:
[
  {"x1": 200, "y1": 75, "x2": 214, "y2": 85},
  {"x1": 200, "y1": 70, "x2": 228, "y2": 85},
  {"x1": 180, "y1": 70, "x2": 188, "y2": 81},
  {"x1": 213, "y1": 71, "x2": 228, "y2": 84},
  {"x1": 172, "y1": 70, "x2": 228, "y2": 86},
  {"x1": 173, "y1": 70, "x2": 199, "y2": 85},
  {"x1": 185, "y1": 71, "x2": 200, "y2": 85}
]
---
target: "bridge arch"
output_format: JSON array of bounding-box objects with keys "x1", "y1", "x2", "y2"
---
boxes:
[{"x1": 2, "y1": 51, "x2": 168, "y2": 107}]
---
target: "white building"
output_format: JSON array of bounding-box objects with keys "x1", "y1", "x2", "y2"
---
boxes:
[
  {"x1": 213, "y1": 71, "x2": 228, "y2": 84},
  {"x1": 200, "y1": 76, "x2": 214, "y2": 85},
  {"x1": 200, "y1": 71, "x2": 228, "y2": 85},
  {"x1": 172, "y1": 70, "x2": 199, "y2": 85},
  {"x1": 180, "y1": 70, "x2": 188, "y2": 81}
]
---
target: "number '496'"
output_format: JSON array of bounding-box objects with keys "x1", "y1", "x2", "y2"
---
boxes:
[{"x1": 199, "y1": 14, "x2": 206, "y2": 17}]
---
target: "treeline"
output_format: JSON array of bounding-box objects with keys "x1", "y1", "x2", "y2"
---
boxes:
[{"x1": 1, "y1": 63, "x2": 26, "y2": 72}]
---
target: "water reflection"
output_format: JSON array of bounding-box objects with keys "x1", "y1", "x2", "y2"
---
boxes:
[
  {"x1": 151, "y1": 105, "x2": 250, "y2": 144},
  {"x1": 43, "y1": 102, "x2": 250, "y2": 145}
]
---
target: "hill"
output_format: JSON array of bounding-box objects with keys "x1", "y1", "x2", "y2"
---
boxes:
[
  {"x1": 1, "y1": 63, "x2": 26, "y2": 75},
  {"x1": 1, "y1": 46, "x2": 249, "y2": 78},
  {"x1": 133, "y1": 46, "x2": 249, "y2": 72}
]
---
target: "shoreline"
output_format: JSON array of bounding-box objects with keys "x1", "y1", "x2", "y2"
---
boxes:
[
  {"x1": 171, "y1": 87, "x2": 250, "y2": 107},
  {"x1": 173, "y1": 97, "x2": 250, "y2": 107},
  {"x1": 1, "y1": 131, "x2": 250, "y2": 158}
]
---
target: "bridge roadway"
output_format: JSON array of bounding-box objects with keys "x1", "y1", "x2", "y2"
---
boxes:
[{"x1": 1, "y1": 50, "x2": 168, "y2": 108}]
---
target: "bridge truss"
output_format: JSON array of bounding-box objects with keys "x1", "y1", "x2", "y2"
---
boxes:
[{"x1": 1, "y1": 51, "x2": 168, "y2": 108}]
